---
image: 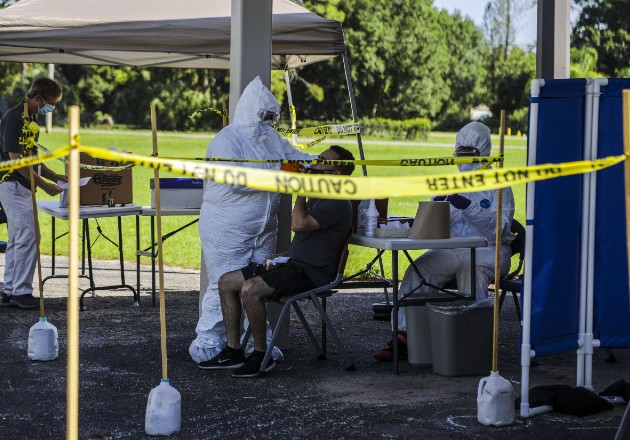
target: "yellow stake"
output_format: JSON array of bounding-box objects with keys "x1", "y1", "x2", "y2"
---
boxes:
[
  {"x1": 151, "y1": 105, "x2": 169, "y2": 381},
  {"x1": 66, "y1": 105, "x2": 80, "y2": 440},
  {"x1": 492, "y1": 110, "x2": 506, "y2": 372}
]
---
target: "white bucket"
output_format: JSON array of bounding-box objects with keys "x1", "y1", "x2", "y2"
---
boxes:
[
  {"x1": 27, "y1": 317, "x2": 59, "y2": 361},
  {"x1": 145, "y1": 379, "x2": 181, "y2": 436},
  {"x1": 477, "y1": 371, "x2": 515, "y2": 426}
]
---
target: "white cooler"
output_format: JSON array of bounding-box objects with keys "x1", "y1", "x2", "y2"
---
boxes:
[{"x1": 150, "y1": 178, "x2": 203, "y2": 209}]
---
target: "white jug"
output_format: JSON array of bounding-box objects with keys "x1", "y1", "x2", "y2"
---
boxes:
[
  {"x1": 145, "y1": 379, "x2": 181, "y2": 436},
  {"x1": 27, "y1": 317, "x2": 59, "y2": 361},
  {"x1": 477, "y1": 371, "x2": 515, "y2": 426}
]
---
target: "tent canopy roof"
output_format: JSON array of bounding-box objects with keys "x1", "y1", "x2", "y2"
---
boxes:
[{"x1": 0, "y1": 0, "x2": 345, "y2": 69}]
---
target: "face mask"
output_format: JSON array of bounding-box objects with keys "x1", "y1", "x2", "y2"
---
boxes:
[
  {"x1": 457, "y1": 163, "x2": 477, "y2": 172},
  {"x1": 37, "y1": 99, "x2": 55, "y2": 115}
]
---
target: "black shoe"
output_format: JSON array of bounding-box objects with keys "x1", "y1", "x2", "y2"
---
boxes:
[
  {"x1": 198, "y1": 347, "x2": 246, "y2": 370},
  {"x1": 0, "y1": 293, "x2": 11, "y2": 307},
  {"x1": 9, "y1": 294, "x2": 38, "y2": 310},
  {"x1": 232, "y1": 351, "x2": 276, "y2": 378}
]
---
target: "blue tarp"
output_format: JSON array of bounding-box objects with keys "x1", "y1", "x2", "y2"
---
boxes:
[
  {"x1": 593, "y1": 79, "x2": 630, "y2": 347},
  {"x1": 528, "y1": 78, "x2": 630, "y2": 356},
  {"x1": 529, "y1": 79, "x2": 586, "y2": 356}
]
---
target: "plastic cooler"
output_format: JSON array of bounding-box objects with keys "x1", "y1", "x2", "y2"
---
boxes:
[
  {"x1": 426, "y1": 299, "x2": 493, "y2": 376},
  {"x1": 150, "y1": 178, "x2": 204, "y2": 209}
]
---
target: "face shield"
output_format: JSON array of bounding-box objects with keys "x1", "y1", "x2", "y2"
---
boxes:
[
  {"x1": 259, "y1": 110, "x2": 280, "y2": 126},
  {"x1": 454, "y1": 145, "x2": 481, "y2": 172}
]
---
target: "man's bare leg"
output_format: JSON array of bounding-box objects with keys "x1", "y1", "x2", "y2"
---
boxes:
[
  {"x1": 241, "y1": 277, "x2": 275, "y2": 353},
  {"x1": 218, "y1": 270, "x2": 246, "y2": 349}
]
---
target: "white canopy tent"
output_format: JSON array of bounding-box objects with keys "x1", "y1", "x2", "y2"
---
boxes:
[{"x1": 0, "y1": 0, "x2": 345, "y2": 69}]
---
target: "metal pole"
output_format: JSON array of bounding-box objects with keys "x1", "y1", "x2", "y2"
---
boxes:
[{"x1": 342, "y1": 51, "x2": 367, "y2": 176}]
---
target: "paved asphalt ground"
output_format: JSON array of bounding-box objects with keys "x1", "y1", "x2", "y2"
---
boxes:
[{"x1": 0, "y1": 254, "x2": 628, "y2": 439}]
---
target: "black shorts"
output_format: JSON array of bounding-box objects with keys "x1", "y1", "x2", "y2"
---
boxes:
[{"x1": 241, "y1": 261, "x2": 316, "y2": 301}]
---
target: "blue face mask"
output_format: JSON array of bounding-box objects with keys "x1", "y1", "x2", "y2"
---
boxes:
[{"x1": 37, "y1": 99, "x2": 55, "y2": 115}]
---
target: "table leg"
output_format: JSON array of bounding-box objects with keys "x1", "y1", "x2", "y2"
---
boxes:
[
  {"x1": 471, "y1": 248, "x2": 477, "y2": 301},
  {"x1": 117, "y1": 216, "x2": 138, "y2": 306},
  {"x1": 51, "y1": 217, "x2": 56, "y2": 275},
  {"x1": 392, "y1": 250, "x2": 399, "y2": 374},
  {"x1": 151, "y1": 216, "x2": 156, "y2": 307},
  {"x1": 136, "y1": 215, "x2": 140, "y2": 302}
]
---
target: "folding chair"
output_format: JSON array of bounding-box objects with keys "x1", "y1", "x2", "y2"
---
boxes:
[
  {"x1": 243, "y1": 229, "x2": 356, "y2": 375},
  {"x1": 497, "y1": 219, "x2": 525, "y2": 321}
]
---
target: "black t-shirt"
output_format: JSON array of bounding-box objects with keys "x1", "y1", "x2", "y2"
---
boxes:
[
  {"x1": 0, "y1": 102, "x2": 38, "y2": 189},
  {"x1": 287, "y1": 198, "x2": 352, "y2": 286}
]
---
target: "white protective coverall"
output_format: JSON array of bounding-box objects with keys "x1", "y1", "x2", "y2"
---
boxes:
[
  {"x1": 190, "y1": 77, "x2": 314, "y2": 363},
  {"x1": 396, "y1": 121, "x2": 515, "y2": 331}
]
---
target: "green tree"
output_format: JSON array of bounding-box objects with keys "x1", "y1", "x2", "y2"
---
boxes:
[{"x1": 572, "y1": 0, "x2": 630, "y2": 77}]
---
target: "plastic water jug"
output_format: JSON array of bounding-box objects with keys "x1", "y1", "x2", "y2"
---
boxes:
[
  {"x1": 145, "y1": 379, "x2": 181, "y2": 436},
  {"x1": 27, "y1": 317, "x2": 58, "y2": 361},
  {"x1": 477, "y1": 371, "x2": 515, "y2": 426},
  {"x1": 357, "y1": 200, "x2": 369, "y2": 234},
  {"x1": 364, "y1": 200, "x2": 379, "y2": 237}
]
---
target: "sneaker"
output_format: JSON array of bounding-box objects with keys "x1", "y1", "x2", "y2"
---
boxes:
[
  {"x1": 198, "y1": 347, "x2": 246, "y2": 370},
  {"x1": 232, "y1": 351, "x2": 276, "y2": 378},
  {"x1": 9, "y1": 294, "x2": 38, "y2": 310},
  {"x1": 0, "y1": 293, "x2": 11, "y2": 307},
  {"x1": 374, "y1": 331, "x2": 408, "y2": 362}
]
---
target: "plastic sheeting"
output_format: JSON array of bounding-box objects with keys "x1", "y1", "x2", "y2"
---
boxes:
[{"x1": 529, "y1": 79, "x2": 586, "y2": 356}]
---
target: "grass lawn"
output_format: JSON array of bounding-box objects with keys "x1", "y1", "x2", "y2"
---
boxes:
[{"x1": 16, "y1": 128, "x2": 527, "y2": 279}]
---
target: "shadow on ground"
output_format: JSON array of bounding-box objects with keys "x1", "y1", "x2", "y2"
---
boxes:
[{"x1": 0, "y1": 257, "x2": 628, "y2": 439}]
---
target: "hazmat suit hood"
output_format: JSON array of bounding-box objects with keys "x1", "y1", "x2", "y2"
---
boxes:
[
  {"x1": 455, "y1": 121, "x2": 492, "y2": 172},
  {"x1": 232, "y1": 76, "x2": 281, "y2": 141}
]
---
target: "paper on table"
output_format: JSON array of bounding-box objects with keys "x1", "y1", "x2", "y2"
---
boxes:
[{"x1": 57, "y1": 177, "x2": 91, "y2": 190}]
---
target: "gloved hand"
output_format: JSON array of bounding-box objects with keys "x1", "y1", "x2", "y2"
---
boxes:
[
  {"x1": 432, "y1": 195, "x2": 447, "y2": 202},
  {"x1": 446, "y1": 194, "x2": 471, "y2": 210}
]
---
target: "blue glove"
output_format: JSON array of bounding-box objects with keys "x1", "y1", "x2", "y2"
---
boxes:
[
  {"x1": 432, "y1": 195, "x2": 447, "y2": 202},
  {"x1": 446, "y1": 194, "x2": 471, "y2": 210}
]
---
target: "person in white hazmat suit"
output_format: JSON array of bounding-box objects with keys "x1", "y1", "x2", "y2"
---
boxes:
[
  {"x1": 190, "y1": 77, "x2": 315, "y2": 364},
  {"x1": 374, "y1": 121, "x2": 515, "y2": 362}
]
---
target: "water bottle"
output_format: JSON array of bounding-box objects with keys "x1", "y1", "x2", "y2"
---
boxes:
[
  {"x1": 27, "y1": 317, "x2": 58, "y2": 361},
  {"x1": 477, "y1": 371, "x2": 515, "y2": 426},
  {"x1": 357, "y1": 200, "x2": 369, "y2": 234},
  {"x1": 145, "y1": 379, "x2": 182, "y2": 436},
  {"x1": 364, "y1": 199, "x2": 379, "y2": 237}
]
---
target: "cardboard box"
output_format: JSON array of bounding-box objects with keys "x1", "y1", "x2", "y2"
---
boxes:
[
  {"x1": 61, "y1": 153, "x2": 133, "y2": 206},
  {"x1": 150, "y1": 178, "x2": 204, "y2": 209}
]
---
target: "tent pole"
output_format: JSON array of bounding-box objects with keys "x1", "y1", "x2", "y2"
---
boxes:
[
  {"x1": 342, "y1": 50, "x2": 367, "y2": 176},
  {"x1": 584, "y1": 78, "x2": 607, "y2": 390},
  {"x1": 521, "y1": 79, "x2": 544, "y2": 418},
  {"x1": 577, "y1": 79, "x2": 595, "y2": 388}
]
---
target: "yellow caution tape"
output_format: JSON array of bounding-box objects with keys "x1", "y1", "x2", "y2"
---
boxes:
[
  {"x1": 188, "y1": 107, "x2": 229, "y2": 120},
  {"x1": 0, "y1": 146, "x2": 71, "y2": 172},
  {"x1": 289, "y1": 105, "x2": 297, "y2": 128},
  {"x1": 160, "y1": 155, "x2": 503, "y2": 167},
  {"x1": 275, "y1": 123, "x2": 361, "y2": 137},
  {"x1": 77, "y1": 145, "x2": 627, "y2": 200},
  {"x1": 37, "y1": 143, "x2": 134, "y2": 171}
]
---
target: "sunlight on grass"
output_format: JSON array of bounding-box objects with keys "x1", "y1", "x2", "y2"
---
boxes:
[{"x1": 24, "y1": 128, "x2": 527, "y2": 279}]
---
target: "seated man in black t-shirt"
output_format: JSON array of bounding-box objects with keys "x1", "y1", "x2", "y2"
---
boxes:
[{"x1": 198, "y1": 145, "x2": 355, "y2": 377}]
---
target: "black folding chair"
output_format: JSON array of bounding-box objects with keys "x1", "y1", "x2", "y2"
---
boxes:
[
  {"x1": 243, "y1": 229, "x2": 356, "y2": 375},
  {"x1": 497, "y1": 219, "x2": 525, "y2": 321}
]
